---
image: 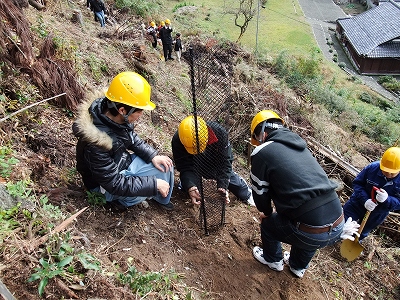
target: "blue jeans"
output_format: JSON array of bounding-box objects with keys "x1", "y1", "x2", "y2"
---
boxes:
[
  {"x1": 94, "y1": 11, "x2": 105, "y2": 27},
  {"x1": 260, "y1": 212, "x2": 344, "y2": 270},
  {"x1": 228, "y1": 172, "x2": 251, "y2": 201},
  {"x1": 92, "y1": 155, "x2": 174, "y2": 207}
]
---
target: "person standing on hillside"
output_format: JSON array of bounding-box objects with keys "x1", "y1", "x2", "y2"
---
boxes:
[
  {"x1": 72, "y1": 72, "x2": 174, "y2": 212},
  {"x1": 173, "y1": 32, "x2": 183, "y2": 63},
  {"x1": 343, "y1": 147, "x2": 400, "y2": 240},
  {"x1": 171, "y1": 115, "x2": 255, "y2": 206},
  {"x1": 158, "y1": 19, "x2": 173, "y2": 61},
  {"x1": 157, "y1": 21, "x2": 165, "y2": 36},
  {"x1": 249, "y1": 110, "x2": 359, "y2": 278},
  {"x1": 87, "y1": 0, "x2": 107, "y2": 27},
  {"x1": 146, "y1": 21, "x2": 158, "y2": 49}
]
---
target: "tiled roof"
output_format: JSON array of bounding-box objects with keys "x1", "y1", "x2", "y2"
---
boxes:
[
  {"x1": 337, "y1": 1, "x2": 400, "y2": 57},
  {"x1": 369, "y1": 41, "x2": 400, "y2": 58}
]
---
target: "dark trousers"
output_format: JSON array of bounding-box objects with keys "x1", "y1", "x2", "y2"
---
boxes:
[
  {"x1": 163, "y1": 43, "x2": 172, "y2": 60},
  {"x1": 343, "y1": 200, "x2": 389, "y2": 240},
  {"x1": 150, "y1": 33, "x2": 157, "y2": 48},
  {"x1": 260, "y1": 213, "x2": 343, "y2": 269}
]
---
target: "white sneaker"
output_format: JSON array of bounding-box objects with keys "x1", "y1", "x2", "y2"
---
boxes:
[
  {"x1": 283, "y1": 251, "x2": 290, "y2": 264},
  {"x1": 246, "y1": 195, "x2": 256, "y2": 206},
  {"x1": 252, "y1": 246, "x2": 284, "y2": 271},
  {"x1": 289, "y1": 266, "x2": 306, "y2": 278}
]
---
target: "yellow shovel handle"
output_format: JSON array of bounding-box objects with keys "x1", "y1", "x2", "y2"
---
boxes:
[{"x1": 356, "y1": 186, "x2": 379, "y2": 239}]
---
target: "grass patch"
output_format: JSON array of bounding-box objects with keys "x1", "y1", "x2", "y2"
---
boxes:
[{"x1": 164, "y1": 0, "x2": 316, "y2": 56}]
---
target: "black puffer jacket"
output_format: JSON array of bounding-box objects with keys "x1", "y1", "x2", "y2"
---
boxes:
[{"x1": 72, "y1": 97, "x2": 158, "y2": 197}]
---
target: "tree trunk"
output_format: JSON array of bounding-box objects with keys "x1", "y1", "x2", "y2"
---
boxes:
[
  {"x1": 28, "y1": 0, "x2": 45, "y2": 10},
  {"x1": 71, "y1": 9, "x2": 84, "y2": 27}
]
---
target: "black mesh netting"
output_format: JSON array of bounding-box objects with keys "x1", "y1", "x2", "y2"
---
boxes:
[{"x1": 187, "y1": 44, "x2": 234, "y2": 234}]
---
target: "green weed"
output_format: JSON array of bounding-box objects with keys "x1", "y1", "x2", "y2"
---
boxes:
[
  {"x1": 0, "y1": 146, "x2": 19, "y2": 178},
  {"x1": 117, "y1": 260, "x2": 183, "y2": 297},
  {"x1": 377, "y1": 75, "x2": 400, "y2": 93},
  {"x1": 28, "y1": 232, "x2": 101, "y2": 296},
  {"x1": 0, "y1": 204, "x2": 20, "y2": 244},
  {"x1": 6, "y1": 180, "x2": 35, "y2": 201},
  {"x1": 115, "y1": 0, "x2": 159, "y2": 17},
  {"x1": 176, "y1": 89, "x2": 192, "y2": 111},
  {"x1": 333, "y1": 290, "x2": 342, "y2": 299},
  {"x1": 39, "y1": 195, "x2": 64, "y2": 220},
  {"x1": 60, "y1": 167, "x2": 79, "y2": 185},
  {"x1": 87, "y1": 54, "x2": 108, "y2": 82},
  {"x1": 363, "y1": 261, "x2": 372, "y2": 270},
  {"x1": 173, "y1": 2, "x2": 195, "y2": 12},
  {"x1": 31, "y1": 15, "x2": 49, "y2": 38},
  {"x1": 86, "y1": 191, "x2": 106, "y2": 206},
  {"x1": 52, "y1": 36, "x2": 79, "y2": 62},
  {"x1": 28, "y1": 256, "x2": 74, "y2": 296},
  {"x1": 1, "y1": 180, "x2": 99, "y2": 297}
]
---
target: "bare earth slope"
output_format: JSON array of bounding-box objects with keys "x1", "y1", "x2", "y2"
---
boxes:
[{"x1": 0, "y1": 1, "x2": 399, "y2": 300}]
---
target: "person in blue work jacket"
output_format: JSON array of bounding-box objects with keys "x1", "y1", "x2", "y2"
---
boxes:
[{"x1": 344, "y1": 147, "x2": 400, "y2": 240}]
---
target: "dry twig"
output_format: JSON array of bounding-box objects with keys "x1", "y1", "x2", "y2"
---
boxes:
[
  {"x1": 0, "y1": 93, "x2": 66, "y2": 123},
  {"x1": 27, "y1": 206, "x2": 88, "y2": 253}
]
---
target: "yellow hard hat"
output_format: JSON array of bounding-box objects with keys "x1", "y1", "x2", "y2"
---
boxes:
[
  {"x1": 105, "y1": 72, "x2": 155, "y2": 110},
  {"x1": 160, "y1": 21, "x2": 165, "y2": 26},
  {"x1": 250, "y1": 110, "x2": 284, "y2": 146},
  {"x1": 150, "y1": 21, "x2": 155, "y2": 27},
  {"x1": 165, "y1": 19, "x2": 171, "y2": 25},
  {"x1": 178, "y1": 116, "x2": 208, "y2": 154},
  {"x1": 380, "y1": 147, "x2": 400, "y2": 173}
]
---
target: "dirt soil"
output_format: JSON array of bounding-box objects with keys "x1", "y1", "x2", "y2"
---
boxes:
[{"x1": 1, "y1": 1, "x2": 399, "y2": 300}]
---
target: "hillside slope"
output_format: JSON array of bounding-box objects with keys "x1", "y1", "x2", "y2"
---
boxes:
[{"x1": 0, "y1": 1, "x2": 399, "y2": 299}]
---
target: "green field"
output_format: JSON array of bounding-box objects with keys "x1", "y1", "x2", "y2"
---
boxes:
[{"x1": 165, "y1": 0, "x2": 317, "y2": 56}]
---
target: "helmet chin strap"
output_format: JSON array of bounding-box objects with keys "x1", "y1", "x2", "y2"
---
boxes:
[
  {"x1": 122, "y1": 107, "x2": 135, "y2": 123},
  {"x1": 106, "y1": 98, "x2": 137, "y2": 125},
  {"x1": 257, "y1": 121, "x2": 267, "y2": 144},
  {"x1": 257, "y1": 121, "x2": 283, "y2": 144},
  {"x1": 107, "y1": 100, "x2": 135, "y2": 123}
]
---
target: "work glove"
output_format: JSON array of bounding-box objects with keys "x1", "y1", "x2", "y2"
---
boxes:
[
  {"x1": 364, "y1": 199, "x2": 377, "y2": 211},
  {"x1": 376, "y1": 189, "x2": 388, "y2": 203},
  {"x1": 340, "y1": 217, "x2": 360, "y2": 241}
]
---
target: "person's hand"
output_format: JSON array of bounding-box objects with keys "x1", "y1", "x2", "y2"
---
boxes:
[
  {"x1": 376, "y1": 189, "x2": 388, "y2": 203},
  {"x1": 218, "y1": 188, "x2": 230, "y2": 204},
  {"x1": 258, "y1": 212, "x2": 269, "y2": 223},
  {"x1": 152, "y1": 155, "x2": 173, "y2": 172},
  {"x1": 340, "y1": 217, "x2": 360, "y2": 241},
  {"x1": 364, "y1": 199, "x2": 377, "y2": 211},
  {"x1": 156, "y1": 179, "x2": 170, "y2": 197},
  {"x1": 188, "y1": 186, "x2": 201, "y2": 205}
]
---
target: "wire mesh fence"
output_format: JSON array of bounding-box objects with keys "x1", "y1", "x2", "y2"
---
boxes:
[{"x1": 185, "y1": 43, "x2": 235, "y2": 235}]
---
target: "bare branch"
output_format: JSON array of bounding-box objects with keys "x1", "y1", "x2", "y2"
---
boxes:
[{"x1": 0, "y1": 93, "x2": 67, "y2": 123}]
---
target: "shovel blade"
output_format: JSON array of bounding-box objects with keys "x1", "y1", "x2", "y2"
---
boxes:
[{"x1": 340, "y1": 239, "x2": 364, "y2": 261}]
